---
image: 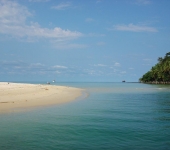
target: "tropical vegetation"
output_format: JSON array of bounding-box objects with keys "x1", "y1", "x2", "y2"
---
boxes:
[{"x1": 139, "y1": 52, "x2": 170, "y2": 84}]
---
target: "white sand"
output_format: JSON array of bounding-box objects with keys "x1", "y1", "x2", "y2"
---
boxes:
[{"x1": 0, "y1": 82, "x2": 83, "y2": 113}]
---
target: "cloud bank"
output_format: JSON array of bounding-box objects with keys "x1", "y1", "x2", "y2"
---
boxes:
[
  {"x1": 112, "y1": 23, "x2": 158, "y2": 32},
  {"x1": 29, "y1": 0, "x2": 50, "y2": 2},
  {"x1": 0, "y1": 0, "x2": 82, "y2": 41},
  {"x1": 135, "y1": 0, "x2": 151, "y2": 5},
  {"x1": 51, "y1": 2, "x2": 71, "y2": 10}
]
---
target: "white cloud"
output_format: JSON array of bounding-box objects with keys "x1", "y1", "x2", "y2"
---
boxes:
[
  {"x1": 135, "y1": 0, "x2": 151, "y2": 5},
  {"x1": 97, "y1": 42, "x2": 105, "y2": 46},
  {"x1": 0, "y1": 60, "x2": 71, "y2": 75},
  {"x1": 98, "y1": 64, "x2": 106, "y2": 67},
  {"x1": 129, "y1": 67, "x2": 134, "y2": 70},
  {"x1": 0, "y1": 0, "x2": 31, "y2": 24},
  {"x1": 55, "y1": 71, "x2": 61, "y2": 74},
  {"x1": 52, "y1": 42, "x2": 87, "y2": 50},
  {"x1": 112, "y1": 23, "x2": 158, "y2": 32},
  {"x1": 94, "y1": 64, "x2": 106, "y2": 67},
  {"x1": 52, "y1": 65, "x2": 68, "y2": 69},
  {"x1": 29, "y1": 63, "x2": 45, "y2": 68},
  {"x1": 14, "y1": 66, "x2": 22, "y2": 69},
  {"x1": 114, "y1": 62, "x2": 121, "y2": 67},
  {"x1": 0, "y1": 60, "x2": 22, "y2": 65},
  {"x1": 120, "y1": 71, "x2": 126, "y2": 74},
  {"x1": 0, "y1": 1, "x2": 82, "y2": 41},
  {"x1": 29, "y1": 0, "x2": 50, "y2": 2},
  {"x1": 0, "y1": 61, "x2": 48, "y2": 74},
  {"x1": 96, "y1": 0, "x2": 102, "y2": 3},
  {"x1": 84, "y1": 69, "x2": 103, "y2": 76},
  {"x1": 87, "y1": 70, "x2": 96, "y2": 75},
  {"x1": 51, "y1": 2, "x2": 71, "y2": 10},
  {"x1": 85, "y1": 18, "x2": 94, "y2": 22}
]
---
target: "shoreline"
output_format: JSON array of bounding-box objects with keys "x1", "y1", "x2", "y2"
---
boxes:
[
  {"x1": 0, "y1": 82, "x2": 84, "y2": 113},
  {"x1": 140, "y1": 81, "x2": 170, "y2": 85}
]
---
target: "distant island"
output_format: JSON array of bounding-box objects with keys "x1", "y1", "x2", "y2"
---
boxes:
[{"x1": 139, "y1": 52, "x2": 170, "y2": 84}]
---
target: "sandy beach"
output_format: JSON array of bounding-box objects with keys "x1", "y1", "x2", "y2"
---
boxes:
[{"x1": 0, "y1": 82, "x2": 83, "y2": 113}]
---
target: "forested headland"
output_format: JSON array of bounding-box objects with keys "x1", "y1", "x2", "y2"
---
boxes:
[{"x1": 139, "y1": 52, "x2": 170, "y2": 84}]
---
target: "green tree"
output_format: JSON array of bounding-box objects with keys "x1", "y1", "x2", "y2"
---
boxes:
[{"x1": 140, "y1": 52, "x2": 170, "y2": 84}]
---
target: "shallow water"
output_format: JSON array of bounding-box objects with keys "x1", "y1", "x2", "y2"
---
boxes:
[{"x1": 0, "y1": 83, "x2": 170, "y2": 150}]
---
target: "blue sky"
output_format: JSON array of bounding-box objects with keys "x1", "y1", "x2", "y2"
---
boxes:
[{"x1": 0, "y1": 0, "x2": 170, "y2": 82}]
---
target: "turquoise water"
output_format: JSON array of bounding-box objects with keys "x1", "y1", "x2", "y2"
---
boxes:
[{"x1": 0, "y1": 83, "x2": 170, "y2": 150}]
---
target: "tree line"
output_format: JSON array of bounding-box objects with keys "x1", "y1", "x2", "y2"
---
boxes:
[{"x1": 139, "y1": 52, "x2": 170, "y2": 84}]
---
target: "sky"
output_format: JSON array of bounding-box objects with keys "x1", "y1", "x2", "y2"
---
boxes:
[{"x1": 0, "y1": 0, "x2": 170, "y2": 82}]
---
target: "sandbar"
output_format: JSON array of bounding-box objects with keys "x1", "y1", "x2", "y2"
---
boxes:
[{"x1": 0, "y1": 82, "x2": 83, "y2": 113}]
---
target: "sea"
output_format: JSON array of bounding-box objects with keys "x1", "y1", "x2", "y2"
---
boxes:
[{"x1": 0, "y1": 82, "x2": 170, "y2": 150}]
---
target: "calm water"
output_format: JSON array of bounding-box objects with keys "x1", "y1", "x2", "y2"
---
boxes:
[{"x1": 0, "y1": 82, "x2": 170, "y2": 150}]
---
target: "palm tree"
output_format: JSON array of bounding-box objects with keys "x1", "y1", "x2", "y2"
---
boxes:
[
  {"x1": 140, "y1": 52, "x2": 170, "y2": 84},
  {"x1": 158, "y1": 57, "x2": 163, "y2": 63}
]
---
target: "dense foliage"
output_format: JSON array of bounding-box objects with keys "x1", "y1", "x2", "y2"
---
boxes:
[{"x1": 139, "y1": 52, "x2": 170, "y2": 84}]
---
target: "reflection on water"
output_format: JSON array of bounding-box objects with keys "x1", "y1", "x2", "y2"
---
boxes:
[{"x1": 0, "y1": 83, "x2": 170, "y2": 150}]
